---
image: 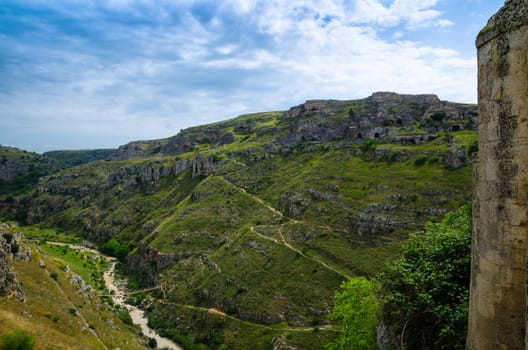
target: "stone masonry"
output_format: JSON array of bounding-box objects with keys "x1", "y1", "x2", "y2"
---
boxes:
[{"x1": 468, "y1": 0, "x2": 528, "y2": 349}]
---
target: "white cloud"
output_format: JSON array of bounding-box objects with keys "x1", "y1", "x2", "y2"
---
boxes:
[{"x1": 0, "y1": 0, "x2": 480, "y2": 152}]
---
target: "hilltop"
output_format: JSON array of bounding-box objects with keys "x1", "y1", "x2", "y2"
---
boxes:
[{"x1": 0, "y1": 92, "x2": 478, "y2": 349}]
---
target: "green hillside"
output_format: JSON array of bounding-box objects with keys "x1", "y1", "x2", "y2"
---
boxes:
[
  {"x1": 0, "y1": 93, "x2": 478, "y2": 349},
  {"x1": 43, "y1": 149, "x2": 116, "y2": 167},
  {"x1": 0, "y1": 146, "x2": 64, "y2": 196}
]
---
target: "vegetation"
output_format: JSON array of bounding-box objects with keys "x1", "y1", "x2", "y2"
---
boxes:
[
  {"x1": 0, "y1": 329, "x2": 35, "y2": 350},
  {"x1": 378, "y1": 204, "x2": 472, "y2": 349},
  {"x1": 327, "y1": 277, "x2": 380, "y2": 350},
  {"x1": 43, "y1": 149, "x2": 115, "y2": 167},
  {"x1": 0, "y1": 96, "x2": 477, "y2": 348},
  {"x1": 99, "y1": 238, "x2": 128, "y2": 259},
  {"x1": 0, "y1": 146, "x2": 63, "y2": 196},
  {"x1": 328, "y1": 205, "x2": 471, "y2": 349},
  {"x1": 0, "y1": 231, "x2": 151, "y2": 349}
]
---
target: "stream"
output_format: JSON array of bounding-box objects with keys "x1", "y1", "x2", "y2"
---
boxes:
[
  {"x1": 103, "y1": 260, "x2": 182, "y2": 350},
  {"x1": 49, "y1": 242, "x2": 182, "y2": 350}
]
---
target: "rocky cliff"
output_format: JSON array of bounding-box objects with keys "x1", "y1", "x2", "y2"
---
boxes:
[
  {"x1": 0, "y1": 223, "x2": 28, "y2": 301},
  {"x1": 468, "y1": 1, "x2": 528, "y2": 349},
  {"x1": 105, "y1": 92, "x2": 477, "y2": 160},
  {"x1": 0, "y1": 146, "x2": 63, "y2": 195}
]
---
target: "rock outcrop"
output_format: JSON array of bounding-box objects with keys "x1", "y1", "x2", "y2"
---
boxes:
[
  {"x1": 278, "y1": 92, "x2": 477, "y2": 147},
  {"x1": 0, "y1": 146, "x2": 62, "y2": 182},
  {"x1": 468, "y1": 1, "x2": 528, "y2": 349},
  {"x1": 103, "y1": 92, "x2": 477, "y2": 160},
  {"x1": 0, "y1": 224, "x2": 27, "y2": 301}
]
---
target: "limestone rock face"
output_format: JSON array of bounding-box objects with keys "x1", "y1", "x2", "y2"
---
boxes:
[
  {"x1": 278, "y1": 92, "x2": 477, "y2": 147},
  {"x1": 0, "y1": 226, "x2": 26, "y2": 301},
  {"x1": 468, "y1": 1, "x2": 528, "y2": 349}
]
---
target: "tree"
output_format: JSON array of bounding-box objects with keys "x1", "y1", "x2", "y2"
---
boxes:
[
  {"x1": 99, "y1": 238, "x2": 128, "y2": 259},
  {"x1": 0, "y1": 329, "x2": 35, "y2": 350},
  {"x1": 327, "y1": 277, "x2": 381, "y2": 350},
  {"x1": 377, "y1": 204, "x2": 472, "y2": 349}
]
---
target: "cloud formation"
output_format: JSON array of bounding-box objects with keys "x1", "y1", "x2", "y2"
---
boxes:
[{"x1": 0, "y1": 0, "x2": 503, "y2": 152}]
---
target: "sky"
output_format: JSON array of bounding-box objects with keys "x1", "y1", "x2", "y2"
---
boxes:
[{"x1": 0, "y1": 0, "x2": 504, "y2": 153}]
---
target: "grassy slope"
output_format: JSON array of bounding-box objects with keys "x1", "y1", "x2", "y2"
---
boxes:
[
  {"x1": 0, "y1": 224, "x2": 150, "y2": 350},
  {"x1": 43, "y1": 149, "x2": 115, "y2": 167},
  {"x1": 0, "y1": 146, "x2": 64, "y2": 196},
  {"x1": 2, "y1": 108, "x2": 477, "y2": 349}
]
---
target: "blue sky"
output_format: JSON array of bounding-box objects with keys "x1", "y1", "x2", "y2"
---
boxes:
[{"x1": 0, "y1": 0, "x2": 504, "y2": 153}]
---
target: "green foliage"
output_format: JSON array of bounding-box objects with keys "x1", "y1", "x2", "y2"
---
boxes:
[
  {"x1": 467, "y1": 140, "x2": 478, "y2": 159},
  {"x1": 99, "y1": 238, "x2": 128, "y2": 259},
  {"x1": 360, "y1": 139, "x2": 376, "y2": 152},
  {"x1": 147, "y1": 337, "x2": 157, "y2": 348},
  {"x1": 10, "y1": 242, "x2": 19, "y2": 254},
  {"x1": 480, "y1": 25, "x2": 492, "y2": 34},
  {"x1": 2, "y1": 233, "x2": 13, "y2": 243},
  {"x1": 49, "y1": 271, "x2": 58, "y2": 281},
  {"x1": 377, "y1": 204, "x2": 472, "y2": 349},
  {"x1": 0, "y1": 329, "x2": 35, "y2": 350},
  {"x1": 327, "y1": 277, "x2": 381, "y2": 350},
  {"x1": 430, "y1": 111, "x2": 446, "y2": 122},
  {"x1": 118, "y1": 310, "x2": 133, "y2": 325},
  {"x1": 414, "y1": 155, "x2": 428, "y2": 166}
]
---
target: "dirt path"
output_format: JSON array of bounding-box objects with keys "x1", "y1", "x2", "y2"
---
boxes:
[
  {"x1": 218, "y1": 176, "x2": 351, "y2": 280},
  {"x1": 158, "y1": 299, "x2": 342, "y2": 333}
]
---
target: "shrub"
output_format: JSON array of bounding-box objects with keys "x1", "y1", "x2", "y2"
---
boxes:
[
  {"x1": 2, "y1": 233, "x2": 13, "y2": 243},
  {"x1": 430, "y1": 111, "x2": 446, "y2": 122},
  {"x1": 0, "y1": 329, "x2": 35, "y2": 350},
  {"x1": 99, "y1": 238, "x2": 128, "y2": 259},
  {"x1": 326, "y1": 277, "x2": 381, "y2": 350},
  {"x1": 148, "y1": 338, "x2": 157, "y2": 349},
  {"x1": 467, "y1": 140, "x2": 478, "y2": 159},
  {"x1": 49, "y1": 271, "x2": 58, "y2": 281},
  {"x1": 118, "y1": 310, "x2": 133, "y2": 325},
  {"x1": 414, "y1": 156, "x2": 428, "y2": 166},
  {"x1": 10, "y1": 242, "x2": 19, "y2": 254},
  {"x1": 377, "y1": 204, "x2": 471, "y2": 349}
]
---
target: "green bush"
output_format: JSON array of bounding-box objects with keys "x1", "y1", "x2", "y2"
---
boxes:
[
  {"x1": 430, "y1": 111, "x2": 446, "y2": 122},
  {"x1": 99, "y1": 238, "x2": 128, "y2": 259},
  {"x1": 118, "y1": 310, "x2": 134, "y2": 325},
  {"x1": 0, "y1": 329, "x2": 35, "y2": 350},
  {"x1": 326, "y1": 277, "x2": 381, "y2": 350},
  {"x1": 467, "y1": 140, "x2": 478, "y2": 159},
  {"x1": 377, "y1": 204, "x2": 471, "y2": 349},
  {"x1": 414, "y1": 156, "x2": 428, "y2": 166}
]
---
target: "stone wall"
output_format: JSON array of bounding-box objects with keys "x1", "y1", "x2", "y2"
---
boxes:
[{"x1": 468, "y1": 0, "x2": 528, "y2": 349}]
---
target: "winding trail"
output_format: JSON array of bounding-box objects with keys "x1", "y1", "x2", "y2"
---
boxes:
[
  {"x1": 44, "y1": 178, "x2": 351, "y2": 343},
  {"x1": 157, "y1": 299, "x2": 342, "y2": 334},
  {"x1": 217, "y1": 176, "x2": 351, "y2": 280}
]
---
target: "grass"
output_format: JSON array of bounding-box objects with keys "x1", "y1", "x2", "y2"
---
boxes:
[
  {"x1": 38, "y1": 243, "x2": 108, "y2": 289},
  {"x1": 0, "y1": 244, "x2": 149, "y2": 349},
  {"x1": 1, "y1": 97, "x2": 477, "y2": 349}
]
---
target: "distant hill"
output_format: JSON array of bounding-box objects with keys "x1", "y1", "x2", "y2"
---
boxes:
[
  {"x1": 44, "y1": 149, "x2": 116, "y2": 167},
  {"x1": 0, "y1": 92, "x2": 478, "y2": 349},
  {"x1": 0, "y1": 146, "x2": 64, "y2": 196}
]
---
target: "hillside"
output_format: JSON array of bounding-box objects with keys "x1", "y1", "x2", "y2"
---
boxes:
[
  {"x1": 0, "y1": 223, "x2": 151, "y2": 350},
  {"x1": 0, "y1": 92, "x2": 478, "y2": 349},
  {"x1": 44, "y1": 149, "x2": 116, "y2": 167},
  {"x1": 0, "y1": 146, "x2": 64, "y2": 196}
]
